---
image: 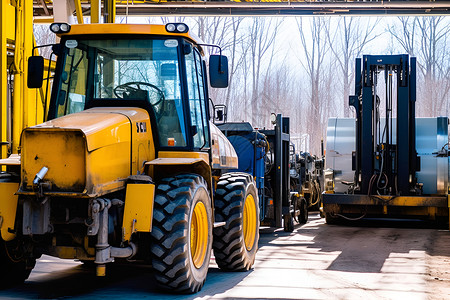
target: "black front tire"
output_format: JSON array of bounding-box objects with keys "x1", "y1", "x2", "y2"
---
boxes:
[
  {"x1": 150, "y1": 174, "x2": 212, "y2": 293},
  {"x1": 213, "y1": 173, "x2": 259, "y2": 271}
]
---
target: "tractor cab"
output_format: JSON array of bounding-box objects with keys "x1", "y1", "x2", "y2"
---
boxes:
[{"x1": 29, "y1": 23, "x2": 227, "y2": 151}]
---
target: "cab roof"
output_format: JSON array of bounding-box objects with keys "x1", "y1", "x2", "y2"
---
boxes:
[{"x1": 59, "y1": 24, "x2": 204, "y2": 50}]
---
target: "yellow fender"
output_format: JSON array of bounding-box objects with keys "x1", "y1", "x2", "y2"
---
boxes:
[
  {"x1": 122, "y1": 183, "x2": 155, "y2": 243},
  {"x1": 121, "y1": 153, "x2": 213, "y2": 243},
  {"x1": 147, "y1": 151, "x2": 212, "y2": 191}
]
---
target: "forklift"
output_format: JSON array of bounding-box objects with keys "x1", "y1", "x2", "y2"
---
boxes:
[{"x1": 323, "y1": 54, "x2": 449, "y2": 225}]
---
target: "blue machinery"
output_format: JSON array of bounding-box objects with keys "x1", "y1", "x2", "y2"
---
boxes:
[{"x1": 218, "y1": 114, "x2": 298, "y2": 231}]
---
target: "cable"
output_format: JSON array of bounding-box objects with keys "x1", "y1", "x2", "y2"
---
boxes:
[{"x1": 335, "y1": 212, "x2": 367, "y2": 221}]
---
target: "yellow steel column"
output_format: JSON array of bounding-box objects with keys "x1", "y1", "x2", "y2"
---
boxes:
[
  {"x1": 23, "y1": 0, "x2": 35, "y2": 129},
  {"x1": 0, "y1": 1, "x2": 6, "y2": 158},
  {"x1": 0, "y1": 1, "x2": 16, "y2": 158},
  {"x1": 12, "y1": 0, "x2": 23, "y2": 154},
  {"x1": 10, "y1": 0, "x2": 34, "y2": 154},
  {"x1": 105, "y1": 0, "x2": 116, "y2": 24},
  {"x1": 74, "y1": 0, "x2": 84, "y2": 24},
  {"x1": 8, "y1": 0, "x2": 36, "y2": 154},
  {"x1": 91, "y1": 0, "x2": 101, "y2": 24}
]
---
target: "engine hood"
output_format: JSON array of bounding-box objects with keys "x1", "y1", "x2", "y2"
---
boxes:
[
  {"x1": 32, "y1": 108, "x2": 145, "y2": 152},
  {"x1": 20, "y1": 107, "x2": 154, "y2": 197}
]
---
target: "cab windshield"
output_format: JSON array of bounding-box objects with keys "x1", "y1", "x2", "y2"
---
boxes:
[{"x1": 54, "y1": 37, "x2": 187, "y2": 147}]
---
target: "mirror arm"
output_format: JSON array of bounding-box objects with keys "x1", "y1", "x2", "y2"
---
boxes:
[
  {"x1": 30, "y1": 44, "x2": 57, "y2": 120},
  {"x1": 32, "y1": 43, "x2": 56, "y2": 53},
  {"x1": 197, "y1": 43, "x2": 224, "y2": 73}
]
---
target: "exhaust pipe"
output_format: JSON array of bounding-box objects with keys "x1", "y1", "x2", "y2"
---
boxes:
[{"x1": 33, "y1": 166, "x2": 48, "y2": 185}]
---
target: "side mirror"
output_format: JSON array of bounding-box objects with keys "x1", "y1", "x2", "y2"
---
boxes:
[
  {"x1": 27, "y1": 56, "x2": 44, "y2": 88},
  {"x1": 216, "y1": 110, "x2": 223, "y2": 121},
  {"x1": 213, "y1": 104, "x2": 227, "y2": 124},
  {"x1": 182, "y1": 41, "x2": 192, "y2": 55},
  {"x1": 209, "y1": 55, "x2": 228, "y2": 88}
]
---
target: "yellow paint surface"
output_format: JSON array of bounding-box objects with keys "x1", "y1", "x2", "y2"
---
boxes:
[
  {"x1": 0, "y1": 182, "x2": 19, "y2": 241},
  {"x1": 122, "y1": 183, "x2": 155, "y2": 242}
]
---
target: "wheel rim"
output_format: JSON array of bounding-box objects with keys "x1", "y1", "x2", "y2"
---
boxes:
[
  {"x1": 243, "y1": 194, "x2": 256, "y2": 251},
  {"x1": 190, "y1": 201, "x2": 208, "y2": 269}
]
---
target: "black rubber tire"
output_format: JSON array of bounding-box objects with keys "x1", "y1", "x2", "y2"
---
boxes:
[
  {"x1": 0, "y1": 174, "x2": 35, "y2": 289},
  {"x1": 299, "y1": 198, "x2": 308, "y2": 224},
  {"x1": 0, "y1": 238, "x2": 35, "y2": 288},
  {"x1": 283, "y1": 214, "x2": 294, "y2": 232},
  {"x1": 213, "y1": 173, "x2": 259, "y2": 271},
  {"x1": 150, "y1": 174, "x2": 212, "y2": 293},
  {"x1": 293, "y1": 196, "x2": 301, "y2": 224}
]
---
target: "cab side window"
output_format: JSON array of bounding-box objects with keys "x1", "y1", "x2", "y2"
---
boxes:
[
  {"x1": 56, "y1": 47, "x2": 87, "y2": 117},
  {"x1": 185, "y1": 47, "x2": 210, "y2": 149}
]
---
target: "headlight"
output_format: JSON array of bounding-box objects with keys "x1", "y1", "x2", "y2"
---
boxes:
[
  {"x1": 165, "y1": 23, "x2": 176, "y2": 32},
  {"x1": 176, "y1": 23, "x2": 187, "y2": 33},
  {"x1": 50, "y1": 22, "x2": 71, "y2": 34},
  {"x1": 60, "y1": 23, "x2": 71, "y2": 32},
  {"x1": 165, "y1": 23, "x2": 189, "y2": 34},
  {"x1": 50, "y1": 23, "x2": 60, "y2": 33}
]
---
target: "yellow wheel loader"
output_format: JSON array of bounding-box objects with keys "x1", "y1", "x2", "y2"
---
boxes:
[{"x1": 0, "y1": 23, "x2": 259, "y2": 293}]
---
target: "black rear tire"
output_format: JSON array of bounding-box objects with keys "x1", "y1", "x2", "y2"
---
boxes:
[
  {"x1": 0, "y1": 238, "x2": 35, "y2": 288},
  {"x1": 299, "y1": 198, "x2": 308, "y2": 224},
  {"x1": 213, "y1": 173, "x2": 259, "y2": 271},
  {"x1": 0, "y1": 174, "x2": 35, "y2": 289},
  {"x1": 150, "y1": 174, "x2": 212, "y2": 293},
  {"x1": 283, "y1": 214, "x2": 294, "y2": 232}
]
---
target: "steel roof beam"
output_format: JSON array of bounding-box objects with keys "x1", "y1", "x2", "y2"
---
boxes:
[
  {"x1": 114, "y1": 2, "x2": 450, "y2": 16},
  {"x1": 33, "y1": 1, "x2": 450, "y2": 17}
]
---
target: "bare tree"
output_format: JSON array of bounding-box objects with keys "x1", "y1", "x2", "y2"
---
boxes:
[
  {"x1": 326, "y1": 17, "x2": 380, "y2": 117},
  {"x1": 259, "y1": 59, "x2": 302, "y2": 130},
  {"x1": 194, "y1": 17, "x2": 247, "y2": 110},
  {"x1": 248, "y1": 18, "x2": 282, "y2": 127},
  {"x1": 160, "y1": 16, "x2": 187, "y2": 25},
  {"x1": 235, "y1": 34, "x2": 252, "y2": 122},
  {"x1": 33, "y1": 25, "x2": 56, "y2": 58},
  {"x1": 296, "y1": 17, "x2": 331, "y2": 155},
  {"x1": 387, "y1": 17, "x2": 450, "y2": 117}
]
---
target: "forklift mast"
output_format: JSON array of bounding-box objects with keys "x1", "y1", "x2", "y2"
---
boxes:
[{"x1": 350, "y1": 55, "x2": 418, "y2": 196}]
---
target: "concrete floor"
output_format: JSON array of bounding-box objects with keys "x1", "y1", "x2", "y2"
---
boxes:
[{"x1": 0, "y1": 213, "x2": 449, "y2": 299}]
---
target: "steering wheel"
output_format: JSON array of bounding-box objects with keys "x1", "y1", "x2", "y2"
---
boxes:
[{"x1": 113, "y1": 81, "x2": 165, "y2": 106}]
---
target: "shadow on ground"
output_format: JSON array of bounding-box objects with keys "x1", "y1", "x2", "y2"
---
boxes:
[
  {"x1": 259, "y1": 212, "x2": 450, "y2": 274},
  {"x1": 0, "y1": 258, "x2": 252, "y2": 299}
]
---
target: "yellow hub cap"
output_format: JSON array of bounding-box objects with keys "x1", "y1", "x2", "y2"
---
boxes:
[
  {"x1": 190, "y1": 201, "x2": 208, "y2": 269},
  {"x1": 243, "y1": 194, "x2": 256, "y2": 251}
]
